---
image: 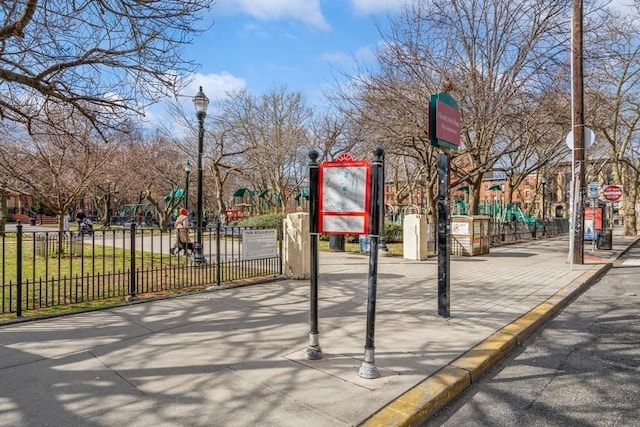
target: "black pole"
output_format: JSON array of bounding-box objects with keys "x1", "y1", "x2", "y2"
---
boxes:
[
  {"x1": 306, "y1": 150, "x2": 323, "y2": 360},
  {"x1": 542, "y1": 180, "x2": 546, "y2": 237},
  {"x1": 216, "y1": 219, "x2": 221, "y2": 287},
  {"x1": 185, "y1": 170, "x2": 190, "y2": 211},
  {"x1": 359, "y1": 146, "x2": 383, "y2": 379},
  {"x1": 128, "y1": 223, "x2": 138, "y2": 301},
  {"x1": 193, "y1": 109, "x2": 206, "y2": 265},
  {"x1": 437, "y1": 153, "x2": 450, "y2": 317},
  {"x1": 571, "y1": 0, "x2": 585, "y2": 264},
  {"x1": 378, "y1": 150, "x2": 389, "y2": 253},
  {"x1": 16, "y1": 221, "x2": 23, "y2": 317}
]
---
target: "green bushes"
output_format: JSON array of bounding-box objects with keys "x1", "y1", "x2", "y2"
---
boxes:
[
  {"x1": 233, "y1": 213, "x2": 286, "y2": 230},
  {"x1": 384, "y1": 221, "x2": 403, "y2": 243},
  {"x1": 232, "y1": 214, "x2": 403, "y2": 243}
]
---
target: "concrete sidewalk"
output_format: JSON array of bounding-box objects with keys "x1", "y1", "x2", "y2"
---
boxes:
[{"x1": 0, "y1": 230, "x2": 636, "y2": 427}]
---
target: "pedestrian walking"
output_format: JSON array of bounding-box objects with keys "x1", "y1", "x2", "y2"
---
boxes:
[
  {"x1": 170, "y1": 208, "x2": 192, "y2": 255},
  {"x1": 63, "y1": 212, "x2": 70, "y2": 232}
]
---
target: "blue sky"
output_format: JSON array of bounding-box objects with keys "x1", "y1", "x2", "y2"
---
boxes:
[{"x1": 153, "y1": 0, "x2": 418, "y2": 125}]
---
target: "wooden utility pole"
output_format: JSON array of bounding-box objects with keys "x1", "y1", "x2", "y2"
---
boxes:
[{"x1": 571, "y1": 0, "x2": 585, "y2": 265}]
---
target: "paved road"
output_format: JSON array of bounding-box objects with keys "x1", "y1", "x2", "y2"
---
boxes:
[
  {"x1": 4, "y1": 223, "x2": 242, "y2": 258},
  {"x1": 426, "y1": 241, "x2": 640, "y2": 426}
]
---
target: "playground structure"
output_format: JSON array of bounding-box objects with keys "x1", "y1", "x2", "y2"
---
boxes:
[
  {"x1": 452, "y1": 198, "x2": 539, "y2": 225},
  {"x1": 225, "y1": 186, "x2": 310, "y2": 223}
]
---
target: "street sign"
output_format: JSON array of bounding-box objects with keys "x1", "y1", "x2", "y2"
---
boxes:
[
  {"x1": 565, "y1": 127, "x2": 595, "y2": 150},
  {"x1": 429, "y1": 92, "x2": 460, "y2": 150},
  {"x1": 602, "y1": 184, "x2": 623, "y2": 202},
  {"x1": 587, "y1": 182, "x2": 600, "y2": 198}
]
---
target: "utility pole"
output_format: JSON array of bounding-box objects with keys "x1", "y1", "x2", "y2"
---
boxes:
[{"x1": 571, "y1": 0, "x2": 585, "y2": 265}]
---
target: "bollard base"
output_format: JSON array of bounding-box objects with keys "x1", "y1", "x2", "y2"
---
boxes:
[
  {"x1": 125, "y1": 295, "x2": 139, "y2": 303},
  {"x1": 305, "y1": 345, "x2": 323, "y2": 360},
  {"x1": 358, "y1": 361, "x2": 380, "y2": 379}
]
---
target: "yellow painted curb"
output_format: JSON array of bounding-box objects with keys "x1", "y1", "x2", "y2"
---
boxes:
[
  {"x1": 361, "y1": 263, "x2": 616, "y2": 426},
  {"x1": 361, "y1": 365, "x2": 470, "y2": 427},
  {"x1": 501, "y1": 301, "x2": 556, "y2": 344},
  {"x1": 450, "y1": 332, "x2": 517, "y2": 382}
]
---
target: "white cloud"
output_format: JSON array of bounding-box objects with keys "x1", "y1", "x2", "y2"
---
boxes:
[
  {"x1": 355, "y1": 46, "x2": 376, "y2": 62},
  {"x1": 141, "y1": 72, "x2": 247, "y2": 131},
  {"x1": 187, "y1": 72, "x2": 247, "y2": 101},
  {"x1": 321, "y1": 51, "x2": 352, "y2": 65},
  {"x1": 320, "y1": 45, "x2": 377, "y2": 70},
  {"x1": 349, "y1": 0, "x2": 422, "y2": 15},
  {"x1": 216, "y1": 0, "x2": 330, "y2": 31}
]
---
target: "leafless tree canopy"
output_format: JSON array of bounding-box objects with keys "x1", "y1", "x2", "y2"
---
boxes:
[
  {"x1": 586, "y1": 5, "x2": 640, "y2": 235},
  {"x1": 223, "y1": 86, "x2": 312, "y2": 212},
  {"x1": 0, "y1": 0, "x2": 213, "y2": 138}
]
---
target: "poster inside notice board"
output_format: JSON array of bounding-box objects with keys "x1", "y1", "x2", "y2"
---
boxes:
[{"x1": 318, "y1": 155, "x2": 371, "y2": 235}]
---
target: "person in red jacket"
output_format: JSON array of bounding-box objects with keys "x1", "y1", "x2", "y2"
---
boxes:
[{"x1": 170, "y1": 208, "x2": 192, "y2": 255}]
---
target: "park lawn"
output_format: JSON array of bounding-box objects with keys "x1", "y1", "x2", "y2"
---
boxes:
[{"x1": 1, "y1": 239, "x2": 172, "y2": 285}]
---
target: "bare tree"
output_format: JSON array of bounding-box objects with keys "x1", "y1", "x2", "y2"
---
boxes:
[
  {"x1": 586, "y1": 7, "x2": 640, "y2": 236},
  {"x1": 0, "y1": 112, "x2": 116, "y2": 229},
  {"x1": 308, "y1": 110, "x2": 364, "y2": 161},
  {"x1": 223, "y1": 86, "x2": 312, "y2": 213},
  {"x1": 0, "y1": 0, "x2": 213, "y2": 138},
  {"x1": 125, "y1": 133, "x2": 186, "y2": 231},
  {"x1": 341, "y1": 0, "x2": 570, "y2": 216},
  {"x1": 159, "y1": 97, "x2": 252, "y2": 220}
]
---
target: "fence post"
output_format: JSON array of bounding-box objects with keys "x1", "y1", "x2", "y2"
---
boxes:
[
  {"x1": 16, "y1": 221, "x2": 23, "y2": 317},
  {"x1": 216, "y1": 220, "x2": 221, "y2": 287},
  {"x1": 278, "y1": 222, "x2": 283, "y2": 276},
  {"x1": 128, "y1": 223, "x2": 138, "y2": 301}
]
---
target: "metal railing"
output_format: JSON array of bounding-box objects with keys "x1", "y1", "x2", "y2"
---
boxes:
[
  {"x1": 488, "y1": 218, "x2": 569, "y2": 244},
  {"x1": 1, "y1": 222, "x2": 283, "y2": 317}
]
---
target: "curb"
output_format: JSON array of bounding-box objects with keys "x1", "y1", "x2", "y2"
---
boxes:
[{"x1": 361, "y1": 262, "x2": 613, "y2": 427}]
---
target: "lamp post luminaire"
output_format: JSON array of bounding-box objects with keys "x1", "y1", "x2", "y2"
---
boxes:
[
  {"x1": 184, "y1": 159, "x2": 192, "y2": 211},
  {"x1": 193, "y1": 86, "x2": 209, "y2": 265}
]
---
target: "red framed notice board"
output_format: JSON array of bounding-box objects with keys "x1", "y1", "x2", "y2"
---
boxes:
[{"x1": 318, "y1": 154, "x2": 371, "y2": 234}]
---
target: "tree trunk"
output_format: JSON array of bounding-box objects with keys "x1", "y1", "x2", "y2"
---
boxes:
[{"x1": 623, "y1": 185, "x2": 637, "y2": 236}]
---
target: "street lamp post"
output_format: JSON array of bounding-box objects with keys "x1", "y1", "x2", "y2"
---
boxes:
[
  {"x1": 193, "y1": 86, "x2": 209, "y2": 265},
  {"x1": 184, "y1": 159, "x2": 192, "y2": 211}
]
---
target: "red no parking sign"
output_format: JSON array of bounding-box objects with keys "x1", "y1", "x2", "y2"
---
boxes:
[{"x1": 602, "y1": 185, "x2": 623, "y2": 202}]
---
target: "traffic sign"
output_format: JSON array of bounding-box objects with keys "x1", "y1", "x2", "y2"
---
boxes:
[
  {"x1": 602, "y1": 185, "x2": 623, "y2": 202},
  {"x1": 565, "y1": 127, "x2": 595, "y2": 150},
  {"x1": 587, "y1": 182, "x2": 600, "y2": 198}
]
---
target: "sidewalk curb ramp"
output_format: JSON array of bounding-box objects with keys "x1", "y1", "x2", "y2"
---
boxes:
[{"x1": 361, "y1": 263, "x2": 613, "y2": 427}]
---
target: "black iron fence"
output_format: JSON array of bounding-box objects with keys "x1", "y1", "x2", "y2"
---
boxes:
[
  {"x1": 1, "y1": 223, "x2": 283, "y2": 318},
  {"x1": 487, "y1": 218, "x2": 569, "y2": 244}
]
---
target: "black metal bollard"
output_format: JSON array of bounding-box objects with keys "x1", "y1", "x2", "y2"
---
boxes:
[
  {"x1": 359, "y1": 146, "x2": 384, "y2": 379},
  {"x1": 306, "y1": 150, "x2": 323, "y2": 360}
]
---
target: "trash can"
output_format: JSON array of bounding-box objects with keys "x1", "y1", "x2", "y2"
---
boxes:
[
  {"x1": 597, "y1": 228, "x2": 612, "y2": 250},
  {"x1": 29, "y1": 218, "x2": 36, "y2": 226},
  {"x1": 328, "y1": 234, "x2": 345, "y2": 252}
]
